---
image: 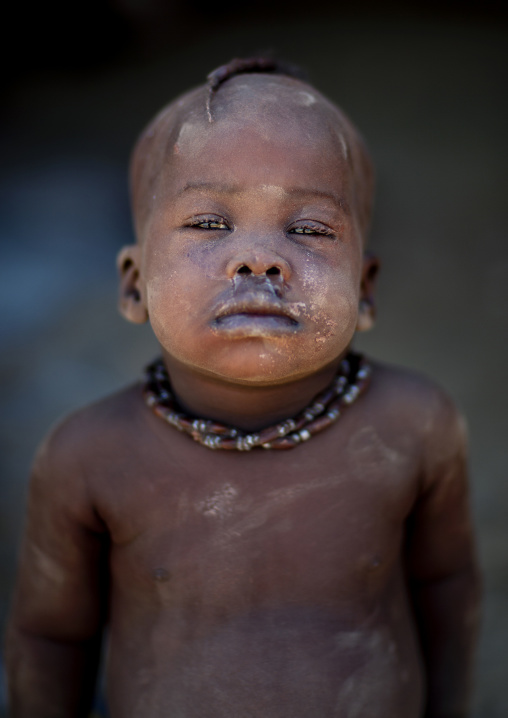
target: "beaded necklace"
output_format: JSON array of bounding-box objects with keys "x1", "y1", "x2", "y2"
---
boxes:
[{"x1": 143, "y1": 351, "x2": 371, "y2": 451}]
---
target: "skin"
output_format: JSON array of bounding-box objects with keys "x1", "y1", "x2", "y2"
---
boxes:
[{"x1": 6, "y1": 75, "x2": 480, "y2": 718}]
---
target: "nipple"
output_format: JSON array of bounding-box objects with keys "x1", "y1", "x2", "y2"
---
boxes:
[
  {"x1": 153, "y1": 567, "x2": 170, "y2": 582},
  {"x1": 360, "y1": 555, "x2": 382, "y2": 573}
]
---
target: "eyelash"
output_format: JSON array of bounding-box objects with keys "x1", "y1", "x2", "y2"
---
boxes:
[
  {"x1": 187, "y1": 216, "x2": 229, "y2": 230},
  {"x1": 186, "y1": 217, "x2": 335, "y2": 238},
  {"x1": 289, "y1": 223, "x2": 334, "y2": 237}
]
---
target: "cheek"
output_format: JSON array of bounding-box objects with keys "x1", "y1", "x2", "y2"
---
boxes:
[
  {"x1": 298, "y1": 261, "x2": 360, "y2": 343},
  {"x1": 142, "y1": 246, "x2": 222, "y2": 360},
  {"x1": 143, "y1": 260, "x2": 194, "y2": 348},
  {"x1": 144, "y1": 242, "x2": 202, "y2": 313}
]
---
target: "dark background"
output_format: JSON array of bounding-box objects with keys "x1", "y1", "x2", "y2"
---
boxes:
[{"x1": 1, "y1": 1, "x2": 507, "y2": 715}]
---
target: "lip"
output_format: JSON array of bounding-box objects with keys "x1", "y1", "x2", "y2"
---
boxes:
[{"x1": 211, "y1": 293, "x2": 302, "y2": 336}]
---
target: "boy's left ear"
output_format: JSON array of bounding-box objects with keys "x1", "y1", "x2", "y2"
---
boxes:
[
  {"x1": 356, "y1": 253, "x2": 380, "y2": 332},
  {"x1": 117, "y1": 245, "x2": 149, "y2": 324}
]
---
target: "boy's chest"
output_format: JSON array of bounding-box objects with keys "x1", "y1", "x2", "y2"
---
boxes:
[{"x1": 101, "y1": 420, "x2": 421, "y2": 610}]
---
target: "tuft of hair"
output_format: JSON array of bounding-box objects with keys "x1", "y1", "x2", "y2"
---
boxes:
[{"x1": 205, "y1": 56, "x2": 309, "y2": 123}]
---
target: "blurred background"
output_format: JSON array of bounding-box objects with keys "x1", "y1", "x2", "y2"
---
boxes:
[{"x1": 1, "y1": 1, "x2": 507, "y2": 715}]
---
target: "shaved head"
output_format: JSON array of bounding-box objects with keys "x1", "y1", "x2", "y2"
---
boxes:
[{"x1": 130, "y1": 71, "x2": 374, "y2": 243}]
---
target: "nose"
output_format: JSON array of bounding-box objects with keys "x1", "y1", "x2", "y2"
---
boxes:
[{"x1": 225, "y1": 246, "x2": 291, "y2": 282}]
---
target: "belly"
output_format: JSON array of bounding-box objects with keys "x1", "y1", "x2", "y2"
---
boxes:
[{"x1": 106, "y1": 604, "x2": 424, "y2": 718}]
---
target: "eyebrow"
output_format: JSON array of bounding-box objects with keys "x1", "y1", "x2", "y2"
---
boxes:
[{"x1": 180, "y1": 181, "x2": 350, "y2": 213}]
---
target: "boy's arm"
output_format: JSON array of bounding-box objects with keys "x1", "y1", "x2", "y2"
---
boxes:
[
  {"x1": 6, "y1": 424, "x2": 109, "y2": 718},
  {"x1": 406, "y1": 392, "x2": 481, "y2": 718}
]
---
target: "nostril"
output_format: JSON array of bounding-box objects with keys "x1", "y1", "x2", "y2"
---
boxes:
[
  {"x1": 266, "y1": 267, "x2": 281, "y2": 276},
  {"x1": 237, "y1": 265, "x2": 252, "y2": 275}
]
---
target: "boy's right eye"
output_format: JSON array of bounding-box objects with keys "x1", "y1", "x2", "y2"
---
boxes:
[{"x1": 187, "y1": 216, "x2": 230, "y2": 230}]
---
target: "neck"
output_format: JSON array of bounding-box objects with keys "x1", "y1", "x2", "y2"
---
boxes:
[{"x1": 160, "y1": 353, "x2": 345, "y2": 433}]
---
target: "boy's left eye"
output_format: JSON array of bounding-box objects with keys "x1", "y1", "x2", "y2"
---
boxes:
[{"x1": 289, "y1": 222, "x2": 334, "y2": 237}]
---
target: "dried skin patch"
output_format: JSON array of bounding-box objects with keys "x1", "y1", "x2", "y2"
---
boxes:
[
  {"x1": 27, "y1": 542, "x2": 67, "y2": 588},
  {"x1": 215, "y1": 473, "x2": 348, "y2": 543},
  {"x1": 334, "y1": 629, "x2": 402, "y2": 717},
  {"x1": 174, "y1": 119, "x2": 209, "y2": 157},
  {"x1": 338, "y1": 132, "x2": 349, "y2": 161},
  {"x1": 347, "y1": 427, "x2": 406, "y2": 474},
  {"x1": 259, "y1": 184, "x2": 287, "y2": 199},
  {"x1": 197, "y1": 483, "x2": 239, "y2": 519},
  {"x1": 298, "y1": 91, "x2": 317, "y2": 106}
]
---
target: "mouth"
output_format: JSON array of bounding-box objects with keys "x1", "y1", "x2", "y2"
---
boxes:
[{"x1": 211, "y1": 295, "x2": 301, "y2": 337}]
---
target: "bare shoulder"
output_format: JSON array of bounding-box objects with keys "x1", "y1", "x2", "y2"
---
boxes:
[
  {"x1": 30, "y1": 384, "x2": 147, "y2": 509},
  {"x1": 367, "y1": 359, "x2": 468, "y2": 484},
  {"x1": 367, "y1": 358, "x2": 462, "y2": 418},
  {"x1": 38, "y1": 383, "x2": 144, "y2": 463}
]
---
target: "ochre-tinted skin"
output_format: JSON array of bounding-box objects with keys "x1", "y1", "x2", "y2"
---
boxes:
[{"x1": 6, "y1": 75, "x2": 480, "y2": 718}]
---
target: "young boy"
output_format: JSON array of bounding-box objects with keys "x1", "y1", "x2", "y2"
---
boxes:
[{"x1": 6, "y1": 58, "x2": 480, "y2": 717}]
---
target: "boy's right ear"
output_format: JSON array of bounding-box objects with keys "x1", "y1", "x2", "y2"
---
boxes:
[{"x1": 117, "y1": 245, "x2": 149, "y2": 324}]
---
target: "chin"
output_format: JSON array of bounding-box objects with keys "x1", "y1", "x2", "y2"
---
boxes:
[
  {"x1": 197, "y1": 345, "x2": 338, "y2": 386},
  {"x1": 206, "y1": 361, "x2": 289, "y2": 386}
]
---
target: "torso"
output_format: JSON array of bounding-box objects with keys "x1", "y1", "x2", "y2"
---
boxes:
[{"x1": 83, "y1": 363, "x2": 431, "y2": 717}]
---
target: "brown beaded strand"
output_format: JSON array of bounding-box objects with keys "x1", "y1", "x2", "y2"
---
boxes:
[{"x1": 143, "y1": 351, "x2": 372, "y2": 451}]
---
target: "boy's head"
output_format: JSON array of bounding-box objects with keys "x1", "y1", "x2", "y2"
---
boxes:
[{"x1": 119, "y1": 58, "x2": 378, "y2": 386}]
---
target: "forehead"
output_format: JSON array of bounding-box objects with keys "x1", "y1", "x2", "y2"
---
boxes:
[
  {"x1": 131, "y1": 75, "x2": 356, "y2": 231},
  {"x1": 181, "y1": 81, "x2": 348, "y2": 176},
  {"x1": 165, "y1": 117, "x2": 351, "y2": 205}
]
